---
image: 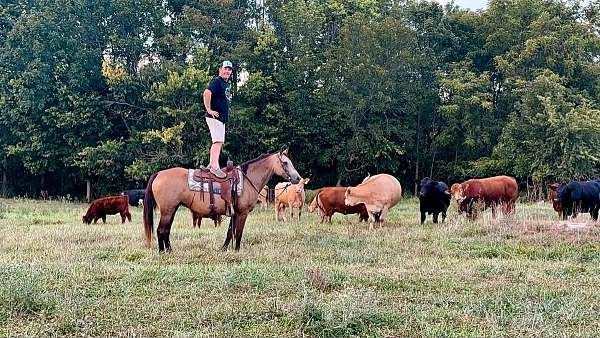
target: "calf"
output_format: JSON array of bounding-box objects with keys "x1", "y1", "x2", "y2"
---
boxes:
[
  {"x1": 274, "y1": 178, "x2": 310, "y2": 221},
  {"x1": 417, "y1": 177, "x2": 450, "y2": 224},
  {"x1": 450, "y1": 175, "x2": 518, "y2": 220},
  {"x1": 553, "y1": 180, "x2": 600, "y2": 220},
  {"x1": 82, "y1": 195, "x2": 131, "y2": 224},
  {"x1": 308, "y1": 187, "x2": 369, "y2": 223},
  {"x1": 121, "y1": 189, "x2": 145, "y2": 207}
]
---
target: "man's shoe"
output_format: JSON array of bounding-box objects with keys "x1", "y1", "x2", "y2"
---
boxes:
[{"x1": 210, "y1": 166, "x2": 227, "y2": 179}]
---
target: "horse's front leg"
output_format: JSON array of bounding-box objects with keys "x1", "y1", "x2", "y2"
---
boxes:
[
  {"x1": 222, "y1": 214, "x2": 236, "y2": 250},
  {"x1": 234, "y1": 213, "x2": 250, "y2": 251}
]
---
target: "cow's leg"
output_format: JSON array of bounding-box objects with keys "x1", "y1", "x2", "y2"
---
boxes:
[
  {"x1": 157, "y1": 207, "x2": 178, "y2": 252},
  {"x1": 491, "y1": 205, "x2": 497, "y2": 219},
  {"x1": 379, "y1": 206, "x2": 389, "y2": 227},
  {"x1": 420, "y1": 211, "x2": 426, "y2": 224},
  {"x1": 120, "y1": 212, "x2": 126, "y2": 223},
  {"x1": 101, "y1": 215, "x2": 106, "y2": 223},
  {"x1": 591, "y1": 207, "x2": 599, "y2": 221},
  {"x1": 234, "y1": 213, "x2": 250, "y2": 251},
  {"x1": 433, "y1": 212, "x2": 439, "y2": 223},
  {"x1": 442, "y1": 210, "x2": 447, "y2": 222},
  {"x1": 126, "y1": 212, "x2": 131, "y2": 222},
  {"x1": 297, "y1": 206, "x2": 302, "y2": 222},
  {"x1": 93, "y1": 217, "x2": 99, "y2": 224}
]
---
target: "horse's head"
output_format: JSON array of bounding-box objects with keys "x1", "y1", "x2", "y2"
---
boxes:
[{"x1": 275, "y1": 149, "x2": 301, "y2": 184}]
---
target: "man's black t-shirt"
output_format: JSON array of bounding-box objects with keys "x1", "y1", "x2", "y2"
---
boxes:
[{"x1": 206, "y1": 76, "x2": 231, "y2": 123}]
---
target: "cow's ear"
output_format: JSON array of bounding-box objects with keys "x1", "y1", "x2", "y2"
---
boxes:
[
  {"x1": 346, "y1": 188, "x2": 352, "y2": 196},
  {"x1": 548, "y1": 183, "x2": 559, "y2": 191},
  {"x1": 444, "y1": 190, "x2": 450, "y2": 195}
]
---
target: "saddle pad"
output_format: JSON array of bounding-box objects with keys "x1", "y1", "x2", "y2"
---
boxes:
[{"x1": 187, "y1": 170, "x2": 221, "y2": 193}]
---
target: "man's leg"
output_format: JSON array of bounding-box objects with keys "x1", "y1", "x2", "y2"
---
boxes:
[{"x1": 209, "y1": 142, "x2": 222, "y2": 168}]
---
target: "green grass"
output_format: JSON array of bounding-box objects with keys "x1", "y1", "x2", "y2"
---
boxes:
[{"x1": 1, "y1": 197, "x2": 599, "y2": 337}]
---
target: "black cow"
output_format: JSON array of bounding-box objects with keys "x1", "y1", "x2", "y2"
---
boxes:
[
  {"x1": 121, "y1": 189, "x2": 146, "y2": 207},
  {"x1": 554, "y1": 181, "x2": 600, "y2": 220},
  {"x1": 417, "y1": 177, "x2": 451, "y2": 224}
]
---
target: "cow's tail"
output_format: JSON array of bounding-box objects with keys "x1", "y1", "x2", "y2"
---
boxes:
[{"x1": 143, "y1": 172, "x2": 159, "y2": 248}]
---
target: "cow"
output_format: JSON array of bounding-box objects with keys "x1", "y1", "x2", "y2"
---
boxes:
[
  {"x1": 417, "y1": 177, "x2": 451, "y2": 224},
  {"x1": 548, "y1": 183, "x2": 562, "y2": 216},
  {"x1": 308, "y1": 187, "x2": 369, "y2": 223},
  {"x1": 450, "y1": 175, "x2": 518, "y2": 220},
  {"x1": 344, "y1": 174, "x2": 402, "y2": 229},
  {"x1": 257, "y1": 186, "x2": 269, "y2": 209},
  {"x1": 552, "y1": 180, "x2": 600, "y2": 221},
  {"x1": 121, "y1": 189, "x2": 146, "y2": 207},
  {"x1": 192, "y1": 211, "x2": 222, "y2": 227},
  {"x1": 82, "y1": 195, "x2": 131, "y2": 224},
  {"x1": 274, "y1": 178, "x2": 310, "y2": 222}
]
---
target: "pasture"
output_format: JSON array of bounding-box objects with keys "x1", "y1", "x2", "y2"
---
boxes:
[{"x1": 1, "y1": 197, "x2": 599, "y2": 337}]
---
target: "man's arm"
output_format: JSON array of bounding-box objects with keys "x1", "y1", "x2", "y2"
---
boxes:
[{"x1": 203, "y1": 89, "x2": 218, "y2": 118}]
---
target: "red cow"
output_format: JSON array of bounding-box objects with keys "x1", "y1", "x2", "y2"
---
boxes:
[
  {"x1": 308, "y1": 187, "x2": 369, "y2": 223},
  {"x1": 82, "y1": 195, "x2": 131, "y2": 224},
  {"x1": 192, "y1": 211, "x2": 222, "y2": 227},
  {"x1": 547, "y1": 183, "x2": 562, "y2": 216},
  {"x1": 450, "y1": 175, "x2": 518, "y2": 220}
]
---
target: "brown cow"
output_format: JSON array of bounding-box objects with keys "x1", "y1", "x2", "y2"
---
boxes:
[
  {"x1": 82, "y1": 195, "x2": 131, "y2": 224},
  {"x1": 192, "y1": 212, "x2": 222, "y2": 228},
  {"x1": 308, "y1": 187, "x2": 369, "y2": 223},
  {"x1": 345, "y1": 174, "x2": 402, "y2": 229},
  {"x1": 450, "y1": 175, "x2": 518, "y2": 220},
  {"x1": 274, "y1": 178, "x2": 310, "y2": 221},
  {"x1": 548, "y1": 183, "x2": 562, "y2": 215}
]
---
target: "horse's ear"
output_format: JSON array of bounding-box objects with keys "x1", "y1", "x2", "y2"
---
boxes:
[{"x1": 304, "y1": 178, "x2": 310, "y2": 184}]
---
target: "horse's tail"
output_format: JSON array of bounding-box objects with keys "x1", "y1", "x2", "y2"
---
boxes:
[{"x1": 143, "y1": 172, "x2": 159, "y2": 248}]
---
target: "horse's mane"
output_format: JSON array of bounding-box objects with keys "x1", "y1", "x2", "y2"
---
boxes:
[{"x1": 240, "y1": 153, "x2": 274, "y2": 173}]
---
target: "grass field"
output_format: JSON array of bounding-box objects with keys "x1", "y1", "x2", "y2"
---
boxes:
[{"x1": 1, "y1": 197, "x2": 599, "y2": 337}]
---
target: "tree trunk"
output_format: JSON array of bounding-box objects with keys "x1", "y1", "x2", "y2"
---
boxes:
[
  {"x1": 414, "y1": 110, "x2": 421, "y2": 195},
  {"x1": 1, "y1": 158, "x2": 6, "y2": 197},
  {"x1": 86, "y1": 179, "x2": 92, "y2": 203}
]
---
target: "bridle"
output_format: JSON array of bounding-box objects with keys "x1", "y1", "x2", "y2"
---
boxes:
[{"x1": 240, "y1": 152, "x2": 296, "y2": 197}]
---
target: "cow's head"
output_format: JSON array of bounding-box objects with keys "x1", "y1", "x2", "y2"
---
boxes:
[
  {"x1": 295, "y1": 178, "x2": 310, "y2": 194},
  {"x1": 344, "y1": 187, "x2": 360, "y2": 206},
  {"x1": 450, "y1": 183, "x2": 467, "y2": 203},
  {"x1": 275, "y1": 149, "x2": 301, "y2": 184},
  {"x1": 308, "y1": 193, "x2": 320, "y2": 213},
  {"x1": 556, "y1": 182, "x2": 582, "y2": 219},
  {"x1": 548, "y1": 183, "x2": 562, "y2": 213},
  {"x1": 417, "y1": 177, "x2": 444, "y2": 198},
  {"x1": 82, "y1": 213, "x2": 92, "y2": 224}
]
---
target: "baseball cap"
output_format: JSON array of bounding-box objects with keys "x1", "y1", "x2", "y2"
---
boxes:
[{"x1": 221, "y1": 60, "x2": 233, "y2": 69}]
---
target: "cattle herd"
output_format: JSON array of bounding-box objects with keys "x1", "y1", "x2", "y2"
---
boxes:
[{"x1": 82, "y1": 174, "x2": 600, "y2": 228}]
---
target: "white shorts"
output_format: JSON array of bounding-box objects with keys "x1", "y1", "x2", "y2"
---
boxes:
[{"x1": 205, "y1": 117, "x2": 225, "y2": 143}]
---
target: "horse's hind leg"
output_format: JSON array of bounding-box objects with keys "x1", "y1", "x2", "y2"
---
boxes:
[{"x1": 157, "y1": 207, "x2": 178, "y2": 252}]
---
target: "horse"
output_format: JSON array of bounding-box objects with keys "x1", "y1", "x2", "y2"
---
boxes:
[{"x1": 143, "y1": 149, "x2": 302, "y2": 252}]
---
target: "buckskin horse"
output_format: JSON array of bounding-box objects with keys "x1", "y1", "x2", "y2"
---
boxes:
[{"x1": 143, "y1": 149, "x2": 301, "y2": 252}]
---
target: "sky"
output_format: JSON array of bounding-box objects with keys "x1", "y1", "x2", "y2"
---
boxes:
[
  {"x1": 433, "y1": 0, "x2": 592, "y2": 11},
  {"x1": 433, "y1": 0, "x2": 489, "y2": 10}
]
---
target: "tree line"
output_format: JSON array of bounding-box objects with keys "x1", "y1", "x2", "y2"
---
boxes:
[{"x1": 1, "y1": 0, "x2": 599, "y2": 200}]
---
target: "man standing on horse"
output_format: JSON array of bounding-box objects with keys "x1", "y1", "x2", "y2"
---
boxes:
[{"x1": 202, "y1": 60, "x2": 233, "y2": 178}]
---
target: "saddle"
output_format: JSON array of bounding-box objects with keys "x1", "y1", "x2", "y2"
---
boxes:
[{"x1": 191, "y1": 161, "x2": 239, "y2": 217}]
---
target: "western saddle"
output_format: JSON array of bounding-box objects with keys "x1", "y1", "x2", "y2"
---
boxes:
[{"x1": 191, "y1": 161, "x2": 239, "y2": 217}]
